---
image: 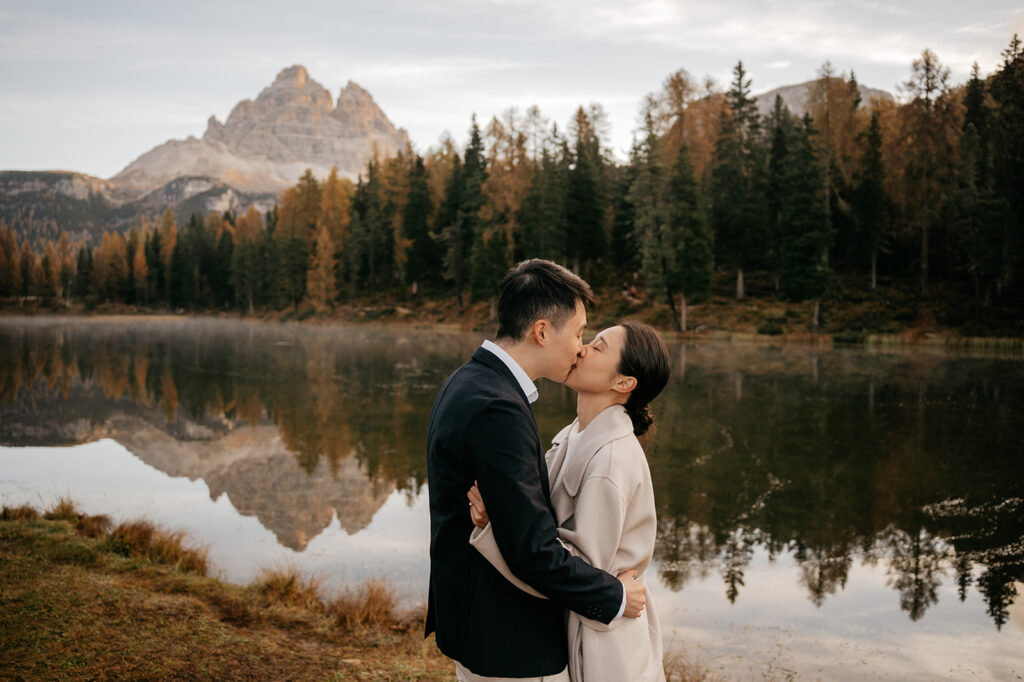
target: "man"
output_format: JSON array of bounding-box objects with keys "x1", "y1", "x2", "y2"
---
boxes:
[{"x1": 426, "y1": 259, "x2": 646, "y2": 681}]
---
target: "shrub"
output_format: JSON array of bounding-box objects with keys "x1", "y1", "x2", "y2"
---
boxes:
[{"x1": 757, "y1": 322, "x2": 784, "y2": 336}]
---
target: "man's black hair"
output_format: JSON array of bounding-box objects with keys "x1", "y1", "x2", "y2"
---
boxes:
[{"x1": 495, "y1": 259, "x2": 594, "y2": 341}]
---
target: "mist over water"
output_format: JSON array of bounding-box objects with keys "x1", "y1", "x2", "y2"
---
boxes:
[{"x1": 1, "y1": 317, "x2": 1021, "y2": 679}]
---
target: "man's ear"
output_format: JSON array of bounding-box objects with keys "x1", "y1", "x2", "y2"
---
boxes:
[
  {"x1": 530, "y1": 319, "x2": 548, "y2": 346},
  {"x1": 612, "y1": 375, "x2": 637, "y2": 394}
]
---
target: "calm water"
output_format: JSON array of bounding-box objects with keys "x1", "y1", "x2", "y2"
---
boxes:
[{"x1": 1, "y1": 317, "x2": 1022, "y2": 680}]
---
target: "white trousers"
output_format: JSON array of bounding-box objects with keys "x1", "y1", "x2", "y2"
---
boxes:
[{"x1": 455, "y1": 660, "x2": 570, "y2": 682}]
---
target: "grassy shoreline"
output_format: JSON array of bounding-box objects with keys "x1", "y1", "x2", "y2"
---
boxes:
[
  {"x1": 1, "y1": 500, "x2": 714, "y2": 681},
  {"x1": 2, "y1": 294, "x2": 1021, "y2": 356},
  {"x1": 0, "y1": 500, "x2": 451, "y2": 681}
]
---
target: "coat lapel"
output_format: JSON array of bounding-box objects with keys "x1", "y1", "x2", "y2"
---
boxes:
[{"x1": 556, "y1": 405, "x2": 635, "y2": 497}]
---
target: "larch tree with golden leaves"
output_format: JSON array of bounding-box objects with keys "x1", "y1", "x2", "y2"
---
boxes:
[{"x1": 307, "y1": 220, "x2": 338, "y2": 309}]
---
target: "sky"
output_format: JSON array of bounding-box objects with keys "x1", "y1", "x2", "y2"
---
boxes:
[{"x1": 1, "y1": 0, "x2": 1022, "y2": 179}]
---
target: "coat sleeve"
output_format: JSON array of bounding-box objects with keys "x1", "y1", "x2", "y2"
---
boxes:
[
  {"x1": 467, "y1": 399, "x2": 623, "y2": 624},
  {"x1": 469, "y1": 522, "x2": 549, "y2": 599}
]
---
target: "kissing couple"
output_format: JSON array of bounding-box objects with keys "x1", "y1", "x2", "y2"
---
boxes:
[{"x1": 426, "y1": 259, "x2": 669, "y2": 681}]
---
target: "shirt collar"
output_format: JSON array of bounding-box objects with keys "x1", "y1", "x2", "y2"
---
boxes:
[{"x1": 481, "y1": 339, "x2": 539, "y2": 404}]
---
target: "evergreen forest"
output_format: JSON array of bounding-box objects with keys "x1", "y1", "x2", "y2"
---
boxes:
[{"x1": 2, "y1": 41, "x2": 1023, "y2": 337}]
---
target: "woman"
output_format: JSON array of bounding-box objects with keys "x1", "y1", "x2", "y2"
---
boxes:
[{"x1": 468, "y1": 320, "x2": 670, "y2": 682}]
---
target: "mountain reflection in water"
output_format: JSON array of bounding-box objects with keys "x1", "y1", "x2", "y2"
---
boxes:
[{"x1": 0, "y1": 317, "x2": 1022, "y2": 634}]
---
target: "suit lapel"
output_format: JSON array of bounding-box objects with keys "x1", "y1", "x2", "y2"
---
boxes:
[{"x1": 470, "y1": 347, "x2": 555, "y2": 505}]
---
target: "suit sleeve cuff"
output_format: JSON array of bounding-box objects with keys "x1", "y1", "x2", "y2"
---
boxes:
[{"x1": 613, "y1": 581, "x2": 626, "y2": 621}]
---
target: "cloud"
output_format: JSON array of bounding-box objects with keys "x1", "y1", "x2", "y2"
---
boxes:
[
  {"x1": 480, "y1": 0, "x2": 1011, "y2": 76},
  {"x1": 766, "y1": 60, "x2": 792, "y2": 69}
]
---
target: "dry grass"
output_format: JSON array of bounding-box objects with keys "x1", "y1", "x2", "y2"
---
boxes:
[
  {"x1": 43, "y1": 495, "x2": 79, "y2": 521},
  {"x1": 0, "y1": 503, "x2": 453, "y2": 680},
  {"x1": 103, "y1": 519, "x2": 209, "y2": 575},
  {"x1": 0, "y1": 504, "x2": 38, "y2": 521},
  {"x1": 77, "y1": 512, "x2": 113, "y2": 537},
  {"x1": 253, "y1": 565, "x2": 326, "y2": 611},
  {"x1": 328, "y1": 576, "x2": 398, "y2": 630}
]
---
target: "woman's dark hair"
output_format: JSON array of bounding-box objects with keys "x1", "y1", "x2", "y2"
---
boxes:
[
  {"x1": 617, "y1": 320, "x2": 671, "y2": 437},
  {"x1": 495, "y1": 259, "x2": 594, "y2": 341}
]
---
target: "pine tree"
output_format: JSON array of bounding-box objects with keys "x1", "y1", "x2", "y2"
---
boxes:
[
  {"x1": 276, "y1": 182, "x2": 315, "y2": 308},
  {"x1": 443, "y1": 117, "x2": 487, "y2": 310},
  {"x1": 609, "y1": 158, "x2": 640, "y2": 271},
  {"x1": 566, "y1": 107, "x2": 606, "y2": 275},
  {"x1": 778, "y1": 116, "x2": 831, "y2": 325},
  {"x1": 158, "y1": 207, "x2": 177, "y2": 302},
  {"x1": 231, "y1": 206, "x2": 263, "y2": 314},
  {"x1": 852, "y1": 112, "x2": 890, "y2": 290},
  {"x1": 41, "y1": 242, "x2": 59, "y2": 302},
  {"x1": 710, "y1": 61, "x2": 770, "y2": 300},
  {"x1": 518, "y1": 134, "x2": 569, "y2": 262},
  {"x1": 74, "y1": 247, "x2": 92, "y2": 299},
  {"x1": 56, "y1": 231, "x2": 74, "y2": 302},
  {"x1": 989, "y1": 35, "x2": 1024, "y2": 298},
  {"x1": 950, "y1": 123, "x2": 1011, "y2": 304},
  {"x1": 402, "y1": 155, "x2": 436, "y2": 287},
  {"x1": 669, "y1": 140, "x2": 712, "y2": 330},
  {"x1": 767, "y1": 95, "x2": 797, "y2": 290},
  {"x1": 145, "y1": 229, "x2": 164, "y2": 306}
]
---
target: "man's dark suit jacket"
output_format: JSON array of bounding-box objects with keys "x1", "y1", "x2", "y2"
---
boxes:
[{"x1": 425, "y1": 347, "x2": 623, "y2": 678}]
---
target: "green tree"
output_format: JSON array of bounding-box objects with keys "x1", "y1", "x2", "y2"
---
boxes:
[
  {"x1": 852, "y1": 111, "x2": 890, "y2": 290},
  {"x1": 443, "y1": 117, "x2": 487, "y2": 310},
  {"x1": 710, "y1": 61, "x2": 770, "y2": 300},
  {"x1": 779, "y1": 116, "x2": 831, "y2": 325},
  {"x1": 566, "y1": 106, "x2": 607, "y2": 275},
  {"x1": 231, "y1": 206, "x2": 264, "y2": 314},
  {"x1": 668, "y1": 140, "x2": 712, "y2": 329},
  {"x1": 402, "y1": 155, "x2": 437, "y2": 287},
  {"x1": 988, "y1": 35, "x2": 1024, "y2": 299}
]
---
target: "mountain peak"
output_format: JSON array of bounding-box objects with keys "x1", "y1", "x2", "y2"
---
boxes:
[
  {"x1": 110, "y1": 66, "x2": 409, "y2": 196},
  {"x1": 274, "y1": 64, "x2": 311, "y2": 88}
]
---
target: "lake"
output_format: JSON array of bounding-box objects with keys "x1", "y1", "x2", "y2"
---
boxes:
[{"x1": 1, "y1": 316, "x2": 1021, "y2": 680}]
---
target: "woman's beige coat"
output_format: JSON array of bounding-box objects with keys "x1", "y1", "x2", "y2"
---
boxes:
[{"x1": 470, "y1": 404, "x2": 665, "y2": 682}]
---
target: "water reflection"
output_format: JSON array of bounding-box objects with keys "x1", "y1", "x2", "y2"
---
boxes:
[
  {"x1": 0, "y1": 318, "x2": 1022, "y2": 632},
  {"x1": 0, "y1": 318, "x2": 472, "y2": 551},
  {"x1": 647, "y1": 344, "x2": 1024, "y2": 630}
]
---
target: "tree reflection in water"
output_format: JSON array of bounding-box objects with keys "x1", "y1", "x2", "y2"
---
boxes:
[{"x1": 1, "y1": 320, "x2": 1022, "y2": 628}]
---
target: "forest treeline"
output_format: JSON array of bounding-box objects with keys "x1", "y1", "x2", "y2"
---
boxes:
[{"x1": 2, "y1": 39, "x2": 1023, "y2": 333}]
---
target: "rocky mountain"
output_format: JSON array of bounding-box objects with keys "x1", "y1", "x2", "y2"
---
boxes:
[
  {"x1": 0, "y1": 169, "x2": 277, "y2": 248},
  {"x1": 753, "y1": 80, "x2": 894, "y2": 118},
  {"x1": 111, "y1": 65, "x2": 409, "y2": 198},
  {"x1": 0, "y1": 65, "x2": 408, "y2": 246}
]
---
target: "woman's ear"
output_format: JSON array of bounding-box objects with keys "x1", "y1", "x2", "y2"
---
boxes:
[{"x1": 612, "y1": 375, "x2": 637, "y2": 394}]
